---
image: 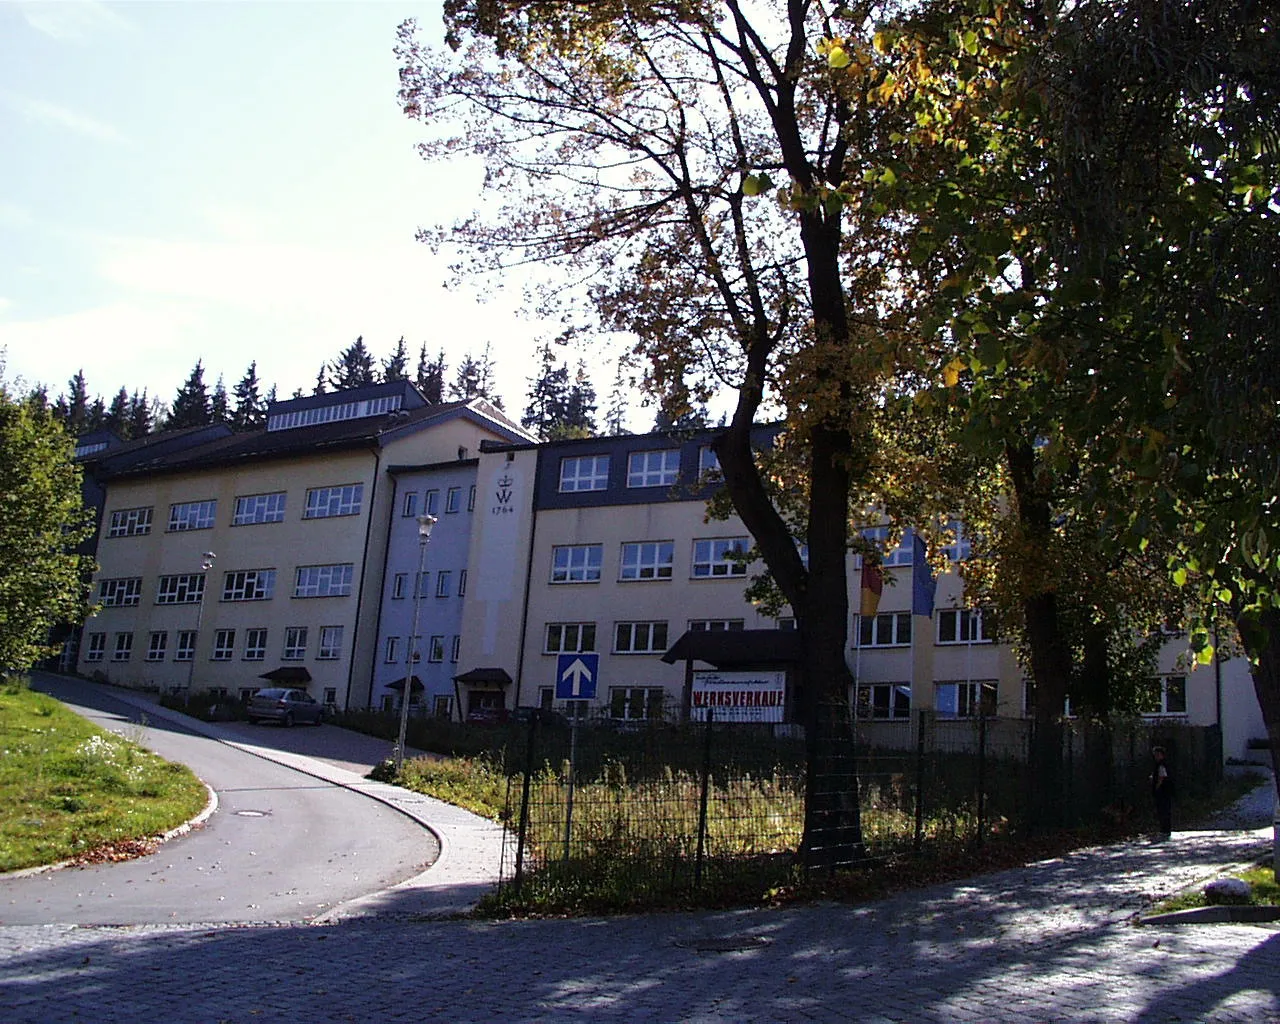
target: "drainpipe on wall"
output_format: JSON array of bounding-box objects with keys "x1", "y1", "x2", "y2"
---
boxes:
[
  {"x1": 345, "y1": 443, "x2": 382, "y2": 712},
  {"x1": 512, "y1": 448, "x2": 541, "y2": 711}
]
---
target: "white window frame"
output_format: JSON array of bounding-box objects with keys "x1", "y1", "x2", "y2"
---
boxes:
[
  {"x1": 392, "y1": 572, "x2": 408, "y2": 599},
  {"x1": 609, "y1": 686, "x2": 665, "y2": 721},
  {"x1": 424, "y1": 489, "x2": 440, "y2": 515},
  {"x1": 620, "y1": 541, "x2": 673, "y2": 581},
  {"x1": 559, "y1": 454, "x2": 610, "y2": 492},
  {"x1": 175, "y1": 630, "x2": 196, "y2": 662},
  {"x1": 855, "y1": 683, "x2": 912, "y2": 720},
  {"x1": 303, "y1": 483, "x2": 363, "y2": 519},
  {"x1": 85, "y1": 632, "x2": 106, "y2": 662},
  {"x1": 551, "y1": 544, "x2": 603, "y2": 583},
  {"x1": 688, "y1": 619, "x2": 745, "y2": 632},
  {"x1": 402, "y1": 491, "x2": 419, "y2": 517},
  {"x1": 436, "y1": 570, "x2": 452, "y2": 597},
  {"x1": 545, "y1": 622, "x2": 596, "y2": 654},
  {"x1": 318, "y1": 625, "x2": 343, "y2": 661},
  {"x1": 626, "y1": 449, "x2": 679, "y2": 488},
  {"x1": 283, "y1": 626, "x2": 308, "y2": 661},
  {"x1": 450, "y1": 636, "x2": 461, "y2": 663},
  {"x1": 156, "y1": 573, "x2": 206, "y2": 605},
  {"x1": 145, "y1": 631, "x2": 167, "y2": 662},
  {"x1": 458, "y1": 569, "x2": 467, "y2": 596},
  {"x1": 467, "y1": 485, "x2": 477, "y2": 511},
  {"x1": 168, "y1": 499, "x2": 217, "y2": 532},
  {"x1": 428, "y1": 635, "x2": 445, "y2": 663},
  {"x1": 243, "y1": 628, "x2": 268, "y2": 661},
  {"x1": 112, "y1": 632, "x2": 133, "y2": 662},
  {"x1": 614, "y1": 621, "x2": 669, "y2": 654},
  {"x1": 108, "y1": 507, "x2": 152, "y2": 537},
  {"x1": 294, "y1": 564, "x2": 354, "y2": 598},
  {"x1": 697, "y1": 446, "x2": 721, "y2": 481},
  {"x1": 936, "y1": 608, "x2": 995, "y2": 644},
  {"x1": 232, "y1": 492, "x2": 286, "y2": 526},
  {"x1": 935, "y1": 680, "x2": 998, "y2": 718},
  {"x1": 860, "y1": 526, "x2": 914, "y2": 567},
  {"x1": 98, "y1": 577, "x2": 142, "y2": 607},
  {"x1": 1143, "y1": 675, "x2": 1188, "y2": 717},
  {"x1": 222, "y1": 569, "x2": 276, "y2": 602},
  {"x1": 385, "y1": 636, "x2": 401, "y2": 664},
  {"x1": 446, "y1": 487, "x2": 461, "y2": 513},
  {"x1": 691, "y1": 537, "x2": 749, "y2": 578},
  {"x1": 856, "y1": 612, "x2": 913, "y2": 647},
  {"x1": 212, "y1": 629, "x2": 235, "y2": 661},
  {"x1": 942, "y1": 518, "x2": 973, "y2": 562}
]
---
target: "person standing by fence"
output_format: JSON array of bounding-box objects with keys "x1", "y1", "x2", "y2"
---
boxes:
[{"x1": 1151, "y1": 746, "x2": 1173, "y2": 838}]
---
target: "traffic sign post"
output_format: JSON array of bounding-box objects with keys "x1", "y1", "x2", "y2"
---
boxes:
[{"x1": 555, "y1": 653, "x2": 599, "y2": 700}]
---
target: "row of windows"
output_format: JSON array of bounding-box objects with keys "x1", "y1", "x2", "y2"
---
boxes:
[
  {"x1": 100, "y1": 565, "x2": 355, "y2": 607},
  {"x1": 551, "y1": 539, "x2": 750, "y2": 584},
  {"x1": 390, "y1": 569, "x2": 467, "y2": 600},
  {"x1": 543, "y1": 619, "x2": 743, "y2": 654},
  {"x1": 107, "y1": 485, "x2": 365, "y2": 538},
  {"x1": 383, "y1": 634, "x2": 461, "y2": 664},
  {"x1": 855, "y1": 675, "x2": 1190, "y2": 720},
  {"x1": 855, "y1": 609, "x2": 997, "y2": 648},
  {"x1": 84, "y1": 626, "x2": 344, "y2": 663},
  {"x1": 557, "y1": 448, "x2": 721, "y2": 493},
  {"x1": 402, "y1": 486, "x2": 476, "y2": 517}
]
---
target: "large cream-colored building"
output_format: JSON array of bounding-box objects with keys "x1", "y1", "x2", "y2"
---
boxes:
[{"x1": 78, "y1": 382, "x2": 533, "y2": 709}]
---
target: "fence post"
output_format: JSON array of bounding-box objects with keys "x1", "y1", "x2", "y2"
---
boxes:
[
  {"x1": 975, "y1": 709, "x2": 987, "y2": 848},
  {"x1": 513, "y1": 711, "x2": 539, "y2": 894},
  {"x1": 913, "y1": 708, "x2": 927, "y2": 852},
  {"x1": 694, "y1": 707, "x2": 714, "y2": 888},
  {"x1": 562, "y1": 712, "x2": 578, "y2": 862}
]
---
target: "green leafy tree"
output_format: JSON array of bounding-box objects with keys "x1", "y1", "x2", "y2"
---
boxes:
[
  {"x1": 165, "y1": 361, "x2": 212, "y2": 429},
  {"x1": 0, "y1": 369, "x2": 93, "y2": 671}
]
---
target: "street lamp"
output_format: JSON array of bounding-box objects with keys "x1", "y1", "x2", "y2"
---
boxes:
[
  {"x1": 395, "y1": 514, "x2": 437, "y2": 773},
  {"x1": 185, "y1": 551, "x2": 216, "y2": 697}
]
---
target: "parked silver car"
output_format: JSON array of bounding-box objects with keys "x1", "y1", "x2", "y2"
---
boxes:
[{"x1": 246, "y1": 687, "x2": 324, "y2": 727}]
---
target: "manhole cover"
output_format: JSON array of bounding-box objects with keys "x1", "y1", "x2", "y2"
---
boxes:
[
  {"x1": 235, "y1": 809, "x2": 270, "y2": 817},
  {"x1": 674, "y1": 935, "x2": 771, "y2": 953}
]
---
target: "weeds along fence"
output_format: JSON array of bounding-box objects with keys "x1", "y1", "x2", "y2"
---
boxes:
[{"x1": 494, "y1": 709, "x2": 1223, "y2": 902}]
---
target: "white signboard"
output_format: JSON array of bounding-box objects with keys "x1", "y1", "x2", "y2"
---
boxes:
[{"x1": 690, "y1": 671, "x2": 787, "y2": 723}]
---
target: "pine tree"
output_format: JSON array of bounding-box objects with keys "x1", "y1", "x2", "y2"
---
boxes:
[
  {"x1": 327, "y1": 336, "x2": 378, "y2": 390},
  {"x1": 231, "y1": 361, "x2": 267, "y2": 431},
  {"x1": 562, "y1": 359, "x2": 598, "y2": 437},
  {"x1": 312, "y1": 366, "x2": 326, "y2": 396},
  {"x1": 603, "y1": 362, "x2": 631, "y2": 436},
  {"x1": 521, "y1": 342, "x2": 570, "y2": 439},
  {"x1": 128, "y1": 390, "x2": 155, "y2": 437},
  {"x1": 418, "y1": 348, "x2": 447, "y2": 403},
  {"x1": 210, "y1": 375, "x2": 230, "y2": 424},
  {"x1": 452, "y1": 353, "x2": 483, "y2": 401},
  {"x1": 104, "y1": 387, "x2": 131, "y2": 439},
  {"x1": 87, "y1": 396, "x2": 106, "y2": 432},
  {"x1": 61, "y1": 370, "x2": 90, "y2": 435},
  {"x1": 166, "y1": 360, "x2": 212, "y2": 429},
  {"x1": 383, "y1": 336, "x2": 409, "y2": 382}
]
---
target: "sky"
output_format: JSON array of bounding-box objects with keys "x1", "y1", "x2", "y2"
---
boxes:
[{"x1": 0, "y1": 0, "x2": 630, "y2": 420}]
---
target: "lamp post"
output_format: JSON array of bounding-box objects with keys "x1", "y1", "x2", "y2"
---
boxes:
[
  {"x1": 395, "y1": 514, "x2": 437, "y2": 773},
  {"x1": 185, "y1": 551, "x2": 216, "y2": 696}
]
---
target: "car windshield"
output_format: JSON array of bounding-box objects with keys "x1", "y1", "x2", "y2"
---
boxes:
[{"x1": 255, "y1": 688, "x2": 288, "y2": 699}]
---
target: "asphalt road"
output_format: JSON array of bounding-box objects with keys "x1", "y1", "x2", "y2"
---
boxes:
[{"x1": 1, "y1": 675, "x2": 439, "y2": 926}]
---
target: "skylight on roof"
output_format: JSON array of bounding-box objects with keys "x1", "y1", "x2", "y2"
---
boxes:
[{"x1": 266, "y1": 395, "x2": 402, "y2": 432}]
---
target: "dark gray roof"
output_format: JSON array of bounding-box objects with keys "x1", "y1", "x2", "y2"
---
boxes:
[
  {"x1": 662, "y1": 629, "x2": 803, "y2": 667},
  {"x1": 453, "y1": 667, "x2": 514, "y2": 686}
]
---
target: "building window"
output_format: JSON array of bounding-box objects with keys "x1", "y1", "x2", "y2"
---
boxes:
[
  {"x1": 304, "y1": 483, "x2": 363, "y2": 519},
  {"x1": 239, "y1": 687, "x2": 256, "y2": 703},
  {"x1": 222, "y1": 569, "x2": 276, "y2": 602},
  {"x1": 777, "y1": 617, "x2": 797, "y2": 631},
  {"x1": 318, "y1": 626, "x2": 343, "y2": 660},
  {"x1": 559, "y1": 454, "x2": 610, "y2": 492},
  {"x1": 232, "y1": 492, "x2": 286, "y2": 526},
  {"x1": 323, "y1": 688, "x2": 337, "y2": 708},
  {"x1": 85, "y1": 632, "x2": 106, "y2": 662},
  {"x1": 108, "y1": 507, "x2": 152, "y2": 537},
  {"x1": 692, "y1": 538, "x2": 749, "y2": 578},
  {"x1": 146, "y1": 631, "x2": 168, "y2": 662},
  {"x1": 941, "y1": 518, "x2": 973, "y2": 562},
  {"x1": 294, "y1": 564, "x2": 354, "y2": 598},
  {"x1": 168, "y1": 500, "x2": 217, "y2": 532},
  {"x1": 689, "y1": 619, "x2": 745, "y2": 632},
  {"x1": 860, "y1": 526, "x2": 914, "y2": 567},
  {"x1": 428, "y1": 635, "x2": 445, "y2": 663},
  {"x1": 697, "y1": 446, "x2": 721, "y2": 482},
  {"x1": 856, "y1": 612, "x2": 912, "y2": 647},
  {"x1": 392, "y1": 572, "x2": 408, "y2": 599},
  {"x1": 545, "y1": 622, "x2": 596, "y2": 654},
  {"x1": 436, "y1": 570, "x2": 452, "y2": 597},
  {"x1": 937, "y1": 608, "x2": 996, "y2": 644},
  {"x1": 855, "y1": 683, "x2": 911, "y2": 720},
  {"x1": 620, "y1": 541, "x2": 673, "y2": 581},
  {"x1": 157, "y1": 573, "x2": 206, "y2": 605},
  {"x1": 385, "y1": 636, "x2": 401, "y2": 663},
  {"x1": 402, "y1": 491, "x2": 419, "y2": 517},
  {"x1": 458, "y1": 569, "x2": 467, "y2": 596},
  {"x1": 450, "y1": 636, "x2": 460, "y2": 662},
  {"x1": 212, "y1": 629, "x2": 235, "y2": 661},
  {"x1": 424, "y1": 489, "x2": 439, "y2": 515},
  {"x1": 626, "y1": 449, "x2": 679, "y2": 488},
  {"x1": 112, "y1": 632, "x2": 133, "y2": 662},
  {"x1": 609, "y1": 686, "x2": 665, "y2": 721},
  {"x1": 175, "y1": 631, "x2": 196, "y2": 662},
  {"x1": 446, "y1": 487, "x2": 461, "y2": 513},
  {"x1": 244, "y1": 628, "x2": 267, "y2": 661},
  {"x1": 614, "y1": 621, "x2": 668, "y2": 654},
  {"x1": 415, "y1": 571, "x2": 430, "y2": 598},
  {"x1": 467, "y1": 485, "x2": 477, "y2": 511},
  {"x1": 98, "y1": 577, "x2": 143, "y2": 607},
  {"x1": 1143, "y1": 675, "x2": 1188, "y2": 716},
  {"x1": 551, "y1": 544, "x2": 603, "y2": 583},
  {"x1": 434, "y1": 694, "x2": 454, "y2": 717},
  {"x1": 935, "y1": 680, "x2": 998, "y2": 718},
  {"x1": 283, "y1": 627, "x2": 308, "y2": 660}
]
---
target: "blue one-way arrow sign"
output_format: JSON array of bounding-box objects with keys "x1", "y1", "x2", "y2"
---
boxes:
[{"x1": 556, "y1": 653, "x2": 599, "y2": 700}]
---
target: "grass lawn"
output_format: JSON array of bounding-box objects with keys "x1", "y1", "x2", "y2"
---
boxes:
[
  {"x1": 0, "y1": 677, "x2": 209, "y2": 873},
  {"x1": 1153, "y1": 861, "x2": 1280, "y2": 914}
]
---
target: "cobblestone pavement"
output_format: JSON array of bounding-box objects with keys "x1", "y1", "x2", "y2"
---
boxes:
[{"x1": 3, "y1": 822, "x2": 1277, "y2": 1023}]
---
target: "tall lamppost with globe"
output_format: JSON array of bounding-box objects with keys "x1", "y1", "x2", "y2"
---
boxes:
[
  {"x1": 185, "y1": 551, "x2": 216, "y2": 696},
  {"x1": 395, "y1": 514, "x2": 436, "y2": 773}
]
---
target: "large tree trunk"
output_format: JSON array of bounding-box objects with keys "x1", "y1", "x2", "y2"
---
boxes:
[{"x1": 1239, "y1": 606, "x2": 1280, "y2": 785}]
